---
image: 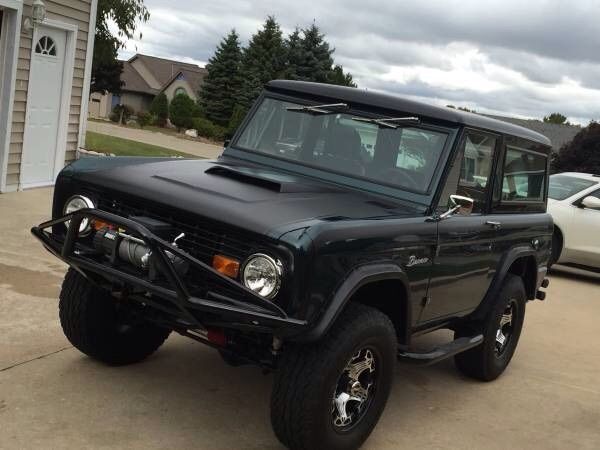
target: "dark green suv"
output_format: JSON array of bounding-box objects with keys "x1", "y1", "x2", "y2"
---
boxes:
[{"x1": 33, "y1": 81, "x2": 552, "y2": 450}]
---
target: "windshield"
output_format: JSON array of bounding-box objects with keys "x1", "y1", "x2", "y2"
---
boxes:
[
  {"x1": 234, "y1": 97, "x2": 450, "y2": 193},
  {"x1": 548, "y1": 174, "x2": 597, "y2": 200}
]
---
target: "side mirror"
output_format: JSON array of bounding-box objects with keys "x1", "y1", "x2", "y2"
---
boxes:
[
  {"x1": 223, "y1": 139, "x2": 231, "y2": 149},
  {"x1": 440, "y1": 194, "x2": 474, "y2": 219},
  {"x1": 581, "y1": 196, "x2": 600, "y2": 210}
]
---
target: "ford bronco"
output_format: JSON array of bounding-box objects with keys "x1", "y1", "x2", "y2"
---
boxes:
[{"x1": 33, "y1": 81, "x2": 552, "y2": 450}]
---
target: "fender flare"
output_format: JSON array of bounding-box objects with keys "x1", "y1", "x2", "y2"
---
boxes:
[
  {"x1": 472, "y1": 246, "x2": 539, "y2": 320},
  {"x1": 294, "y1": 263, "x2": 411, "y2": 342}
]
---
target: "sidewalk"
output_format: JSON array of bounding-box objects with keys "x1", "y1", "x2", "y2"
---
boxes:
[{"x1": 86, "y1": 120, "x2": 223, "y2": 159}]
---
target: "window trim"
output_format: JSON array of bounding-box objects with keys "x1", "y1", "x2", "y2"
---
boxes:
[
  {"x1": 435, "y1": 127, "x2": 501, "y2": 216},
  {"x1": 492, "y1": 142, "x2": 549, "y2": 213},
  {"x1": 227, "y1": 92, "x2": 459, "y2": 206}
]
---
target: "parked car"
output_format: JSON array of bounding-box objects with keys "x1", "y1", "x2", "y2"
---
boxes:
[
  {"x1": 32, "y1": 81, "x2": 552, "y2": 450},
  {"x1": 548, "y1": 172, "x2": 600, "y2": 270}
]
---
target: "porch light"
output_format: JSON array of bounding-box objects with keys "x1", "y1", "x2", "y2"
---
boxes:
[
  {"x1": 32, "y1": 0, "x2": 47, "y2": 23},
  {"x1": 23, "y1": 0, "x2": 46, "y2": 33}
]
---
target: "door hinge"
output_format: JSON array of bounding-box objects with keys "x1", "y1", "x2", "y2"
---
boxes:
[{"x1": 421, "y1": 296, "x2": 431, "y2": 307}]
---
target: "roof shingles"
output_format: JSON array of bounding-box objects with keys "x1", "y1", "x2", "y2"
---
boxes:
[{"x1": 120, "y1": 54, "x2": 207, "y2": 97}]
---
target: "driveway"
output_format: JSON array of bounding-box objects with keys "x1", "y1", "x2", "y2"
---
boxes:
[
  {"x1": 86, "y1": 120, "x2": 223, "y2": 159},
  {"x1": 1, "y1": 188, "x2": 600, "y2": 449}
]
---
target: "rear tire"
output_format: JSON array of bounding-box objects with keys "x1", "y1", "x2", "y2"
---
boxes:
[
  {"x1": 454, "y1": 274, "x2": 526, "y2": 381},
  {"x1": 549, "y1": 230, "x2": 562, "y2": 267},
  {"x1": 271, "y1": 303, "x2": 396, "y2": 450},
  {"x1": 59, "y1": 268, "x2": 171, "y2": 365}
]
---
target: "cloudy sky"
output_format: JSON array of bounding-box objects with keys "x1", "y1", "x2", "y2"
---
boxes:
[{"x1": 119, "y1": 0, "x2": 600, "y2": 124}]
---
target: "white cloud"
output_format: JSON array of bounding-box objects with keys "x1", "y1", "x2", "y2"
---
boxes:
[{"x1": 116, "y1": 0, "x2": 600, "y2": 123}]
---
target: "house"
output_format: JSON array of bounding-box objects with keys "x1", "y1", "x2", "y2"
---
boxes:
[
  {"x1": 0, "y1": 0, "x2": 97, "y2": 192},
  {"x1": 484, "y1": 115, "x2": 580, "y2": 152},
  {"x1": 88, "y1": 54, "x2": 207, "y2": 118}
]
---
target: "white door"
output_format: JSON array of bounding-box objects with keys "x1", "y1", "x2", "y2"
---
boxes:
[{"x1": 20, "y1": 25, "x2": 67, "y2": 186}]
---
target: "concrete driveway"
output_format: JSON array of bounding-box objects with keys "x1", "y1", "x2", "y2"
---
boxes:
[{"x1": 1, "y1": 188, "x2": 600, "y2": 449}]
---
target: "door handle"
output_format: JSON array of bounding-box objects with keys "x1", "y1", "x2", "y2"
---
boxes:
[{"x1": 485, "y1": 220, "x2": 502, "y2": 230}]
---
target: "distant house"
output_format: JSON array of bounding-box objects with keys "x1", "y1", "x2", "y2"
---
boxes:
[
  {"x1": 484, "y1": 115, "x2": 580, "y2": 152},
  {"x1": 89, "y1": 53, "x2": 207, "y2": 118},
  {"x1": 1, "y1": 0, "x2": 98, "y2": 192}
]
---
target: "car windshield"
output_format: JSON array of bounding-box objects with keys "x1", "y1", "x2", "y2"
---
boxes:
[
  {"x1": 548, "y1": 174, "x2": 597, "y2": 200},
  {"x1": 234, "y1": 97, "x2": 450, "y2": 193}
]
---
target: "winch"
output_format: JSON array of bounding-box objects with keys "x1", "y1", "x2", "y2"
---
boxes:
[{"x1": 92, "y1": 216, "x2": 188, "y2": 276}]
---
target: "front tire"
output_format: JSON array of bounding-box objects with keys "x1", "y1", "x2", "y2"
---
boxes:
[
  {"x1": 59, "y1": 269, "x2": 171, "y2": 365},
  {"x1": 454, "y1": 274, "x2": 526, "y2": 381},
  {"x1": 271, "y1": 303, "x2": 396, "y2": 450}
]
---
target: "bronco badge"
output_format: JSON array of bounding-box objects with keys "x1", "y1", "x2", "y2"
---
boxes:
[{"x1": 407, "y1": 255, "x2": 429, "y2": 267}]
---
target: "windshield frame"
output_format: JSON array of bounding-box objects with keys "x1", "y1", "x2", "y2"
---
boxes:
[{"x1": 225, "y1": 91, "x2": 459, "y2": 207}]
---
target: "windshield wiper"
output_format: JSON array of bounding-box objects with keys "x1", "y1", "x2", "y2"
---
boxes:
[
  {"x1": 286, "y1": 103, "x2": 348, "y2": 115},
  {"x1": 351, "y1": 116, "x2": 420, "y2": 128}
]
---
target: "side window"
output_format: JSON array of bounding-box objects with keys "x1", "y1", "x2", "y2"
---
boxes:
[
  {"x1": 456, "y1": 132, "x2": 497, "y2": 213},
  {"x1": 501, "y1": 147, "x2": 546, "y2": 202}
]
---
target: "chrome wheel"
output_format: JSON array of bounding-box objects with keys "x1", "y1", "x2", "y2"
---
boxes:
[
  {"x1": 331, "y1": 348, "x2": 377, "y2": 431},
  {"x1": 495, "y1": 300, "x2": 515, "y2": 356}
]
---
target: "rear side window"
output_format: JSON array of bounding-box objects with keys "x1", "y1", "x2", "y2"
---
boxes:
[{"x1": 501, "y1": 147, "x2": 546, "y2": 202}]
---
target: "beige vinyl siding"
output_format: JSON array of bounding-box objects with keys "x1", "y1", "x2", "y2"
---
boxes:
[{"x1": 6, "y1": 0, "x2": 92, "y2": 190}]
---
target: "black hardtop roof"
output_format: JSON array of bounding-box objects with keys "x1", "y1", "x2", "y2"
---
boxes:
[{"x1": 266, "y1": 80, "x2": 552, "y2": 147}]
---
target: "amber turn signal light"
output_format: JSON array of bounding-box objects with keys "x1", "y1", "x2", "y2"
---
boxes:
[
  {"x1": 91, "y1": 219, "x2": 116, "y2": 231},
  {"x1": 212, "y1": 254, "x2": 240, "y2": 278}
]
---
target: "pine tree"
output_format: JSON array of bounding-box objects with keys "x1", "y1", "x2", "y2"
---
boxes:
[
  {"x1": 200, "y1": 30, "x2": 243, "y2": 126},
  {"x1": 237, "y1": 16, "x2": 286, "y2": 110},
  {"x1": 283, "y1": 28, "x2": 303, "y2": 80},
  {"x1": 328, "y1": 64, "x2": 356, "y2": 87},
  {"x1": 295, "y1": 24, "x2": 335, "y2": 83}
]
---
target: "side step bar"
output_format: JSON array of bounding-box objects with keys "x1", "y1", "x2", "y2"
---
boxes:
[{"x1": 397, "y1": 335, "x2": 484, "y2": 366}]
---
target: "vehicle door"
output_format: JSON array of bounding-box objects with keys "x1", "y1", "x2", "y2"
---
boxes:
[
  {"x1": 566, "y1": 188, "x2": 600, "y2": 267},
  {"x1": 420, "y1": 130, "x2": 500, "y2": 323}
]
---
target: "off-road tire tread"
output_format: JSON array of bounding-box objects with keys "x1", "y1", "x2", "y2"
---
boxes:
[
  {"x1": 59, "y1": 268, "x2": 170, "y2": 365},
  {"x1": 454, "y1": 273, "x2": 525, "y2": 381},
  {"x1": 271, "y1": 303, "x2": 395, "y2": 450}
]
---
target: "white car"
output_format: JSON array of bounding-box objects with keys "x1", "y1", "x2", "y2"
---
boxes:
[{"x1": 548, "y1": 172, "x2": 600, "y2": 270}]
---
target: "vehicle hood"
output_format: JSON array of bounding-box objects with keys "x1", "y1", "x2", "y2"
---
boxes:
[{"x1": 62, "y1": 157, "x2": 422, "y2": 237}]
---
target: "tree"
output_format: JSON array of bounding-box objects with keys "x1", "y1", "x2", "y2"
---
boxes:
[
  {"x1": 227, "y1": 104, "x2": 248, "y2": 138},
  {"x1": 91, "y1": 0, "x2": 150, "y2": 94},
  {"x1": 200, "y1": 30, "x2": 244, "y2": 126},
  {"x1": 150, "y1": 92, "x2": 169, "y2": 127},
  {"x1": 237, "y1": 16, "x2": 287, "y2": 109},
  {"x1": 292, "y1": 24, "x2": 335, "y2": 83},
  {"x1": 552, "y1": 122, "x2": 600, "y2": 174},
  {"x1": 543, "y1": 112, "x2": 568, "y2": 125},
  {"x1": 327, "y1": 64, "x2": 356, "y2": 87},
  {"x1": 283, "y1": 28, "x2": 303, "y2": 79},
  {"x1": 169, "y1": 94, "x2": 196, "y2": 131}
]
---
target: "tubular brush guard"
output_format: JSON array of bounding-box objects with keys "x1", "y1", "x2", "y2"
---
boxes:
[{"x1": 31, "y1": 208, "x2": 306, "y2": 336}]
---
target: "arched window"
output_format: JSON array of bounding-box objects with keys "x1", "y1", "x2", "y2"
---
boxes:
[
  {"x1": 174, "y1": 87, "x2": 188, "y2": 97},
  {"x1": 35, "y1": 36, "x2": 57, "y2": 56}
]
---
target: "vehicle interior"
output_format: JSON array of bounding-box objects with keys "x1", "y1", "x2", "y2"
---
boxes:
[{"x1": 235, "y1": 97, "x2": 450, "y2": 194}]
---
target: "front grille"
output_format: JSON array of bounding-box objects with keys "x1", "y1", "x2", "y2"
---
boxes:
[{"x1": 96, "y1": 196, "x2": 259, "y2": 266}]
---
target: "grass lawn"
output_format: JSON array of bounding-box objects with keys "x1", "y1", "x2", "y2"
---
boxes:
[{"x1": 85, "y1": 131, "x2": 197, "y2": 158}]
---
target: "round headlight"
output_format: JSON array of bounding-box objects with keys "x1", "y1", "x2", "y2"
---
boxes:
[
  {"x1": 63, "y1": 195, "x2": 95, "y2": 234},
  {"x1": 242, "y1": 253, "x2": 282, "y2": 299}
]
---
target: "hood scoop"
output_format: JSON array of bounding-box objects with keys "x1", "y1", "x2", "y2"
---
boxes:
[
  {"x1": 205, "y1": 165, "x2": 282, "y2": 192},
  {"x1": 205, "y1": 165, "x2": 340, "y2": 194}
]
